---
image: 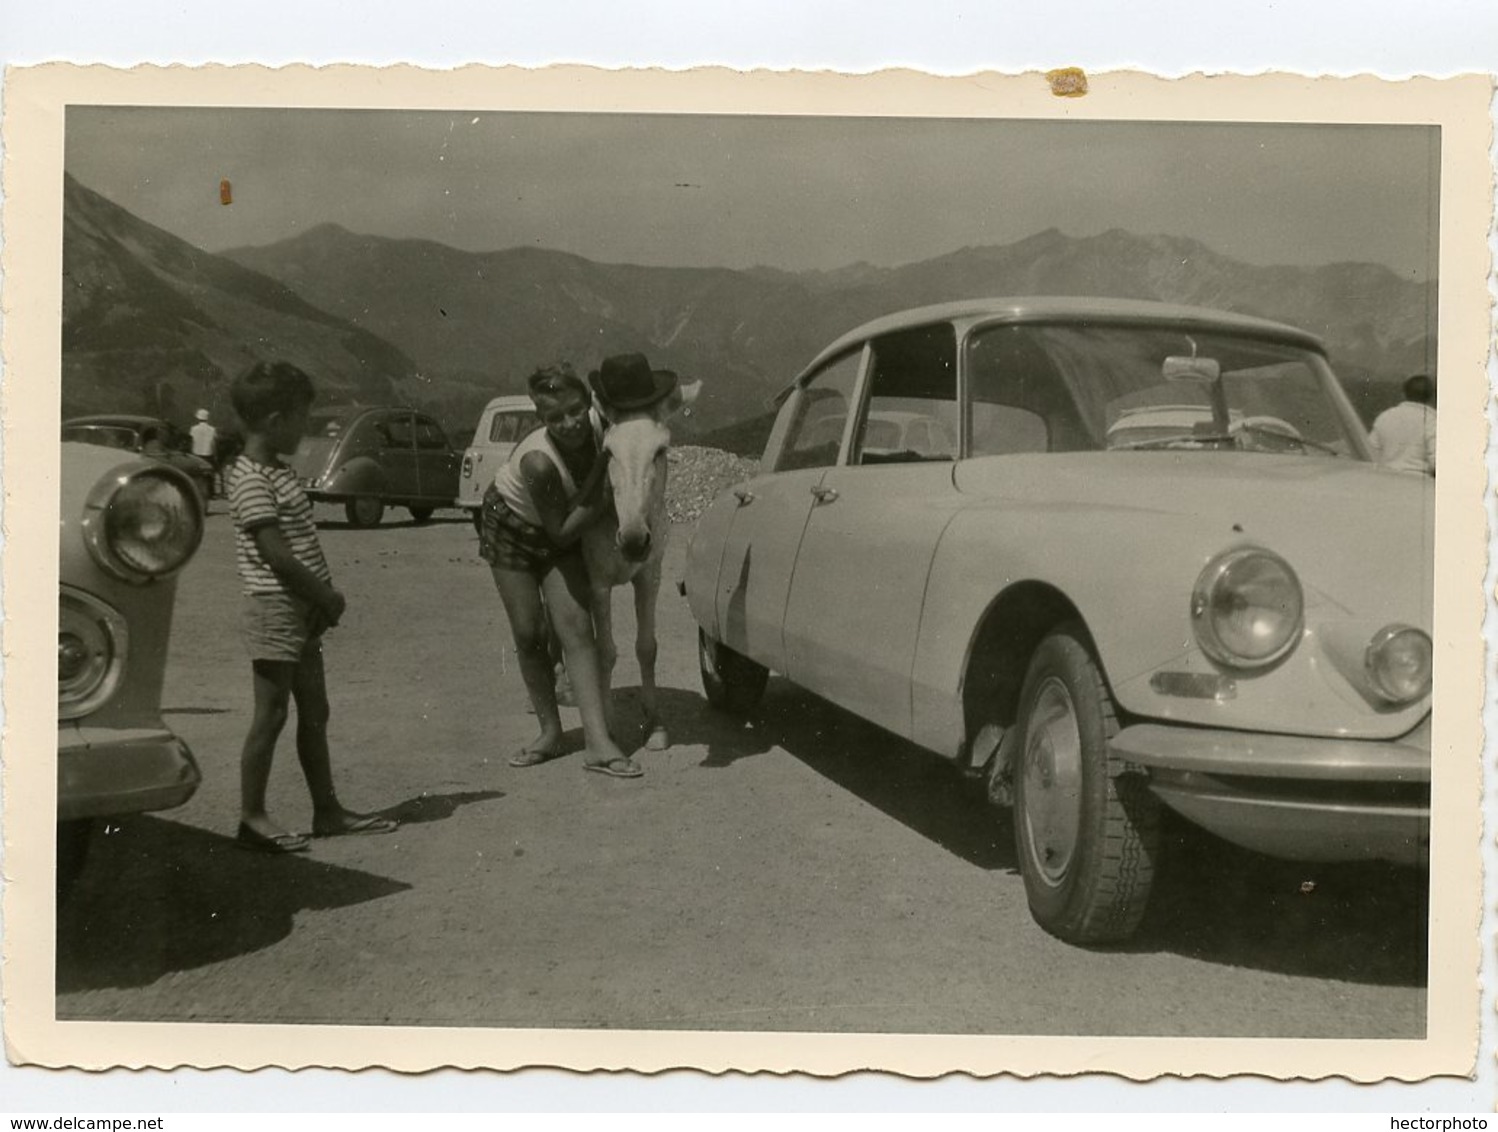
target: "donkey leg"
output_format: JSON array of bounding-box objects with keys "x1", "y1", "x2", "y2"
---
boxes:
[
  {"x1": 633, "y1": 569, "x2": 667, "y2": 750},
  {"x1": 591, "y1": 584, "x2": 619, "y2": 740}
]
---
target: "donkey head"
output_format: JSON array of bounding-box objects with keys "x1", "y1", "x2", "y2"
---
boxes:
[{"x1": 597, "y1": 377, "x2": 701, "y2": 564}]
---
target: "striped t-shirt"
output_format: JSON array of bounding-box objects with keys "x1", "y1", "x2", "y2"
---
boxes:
[{"x1": 226, "y1": 454, "x2": 333, "y2": 595}]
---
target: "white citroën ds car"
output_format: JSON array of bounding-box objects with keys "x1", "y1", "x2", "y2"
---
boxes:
[{"x1": 682, "y1": 297, "x2": 1432, "y2": 946}]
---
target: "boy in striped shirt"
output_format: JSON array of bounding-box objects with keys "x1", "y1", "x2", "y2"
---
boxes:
[{"x1": 226, "y1": 361, "x2": 397, "y2": 853}]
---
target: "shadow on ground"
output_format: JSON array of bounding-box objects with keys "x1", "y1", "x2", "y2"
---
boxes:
[
  {"x1": 316, "y1": 514, "x2": 472, "y2": 533},
  {"x1": 55, "y1": 791, "x2": 501, "y2": 996},
  {"x1": 57, "y1": 815, "x2": 411, "y2": 996},
  {"x1": 1131, "y1": 816, "x2": 1429, "y2": 987},
  {"x1": 715, "y1": 680, "x2": 1428, "y2": 987}
]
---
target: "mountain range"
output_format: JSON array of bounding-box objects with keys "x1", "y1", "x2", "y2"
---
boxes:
[{"x1": 62, "y1": 175, "x2": 1433, "y2": 451}]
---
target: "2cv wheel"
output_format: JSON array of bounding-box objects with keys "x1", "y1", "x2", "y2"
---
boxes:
[
  {"x1": 345, "y1": 497, "x2": 385, "y2": 528},
  {"x1": 699, "y1": 628, "x2": 769, "y2": 715},
  {"x1": 1012, "y1": 623, "x2": 1160, "y2": 945}
]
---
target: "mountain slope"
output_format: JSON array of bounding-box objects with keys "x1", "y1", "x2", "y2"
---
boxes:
[
  {"x1": 62, "y1": 175, "x2": 420, "y2": 425},
  {"x1": 225, "y1": 222, "x2": 1433, "y2": 444}
]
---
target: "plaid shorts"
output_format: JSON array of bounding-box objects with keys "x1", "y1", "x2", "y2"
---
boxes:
[
  {"x1": 241, "y1": 591, "x2": 323, "y2": 664},
  {"x1": 478, "y1": 484, "x2": 575, "y2": 576}
]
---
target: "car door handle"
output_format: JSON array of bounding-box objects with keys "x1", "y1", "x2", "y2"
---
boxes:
[
  {"x1": 733, "y1": 489, "x2": 756, "y2": 505},
  {"x1": 809, "y1": 485, "x2": 839, "y2": 504}
]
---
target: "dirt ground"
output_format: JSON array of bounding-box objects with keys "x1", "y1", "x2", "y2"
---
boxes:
[{"x1": 56, "y1": 500, "x2": 1429, "y2": 1039}]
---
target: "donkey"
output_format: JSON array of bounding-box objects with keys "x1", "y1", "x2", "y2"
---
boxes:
[{"x1": 580, "y1": 366, "x2": 700, "y2": 752}]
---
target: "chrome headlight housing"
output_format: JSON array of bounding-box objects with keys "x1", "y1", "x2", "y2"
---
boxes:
[
  {"x1": 82, "y1": 464, "x2": 204, "y2": 583},
  {"x1": 58, "y1": 587, "x2": 128, "y2": 720},
  {"x1": 1191, "y1": 547, "x2": 1304, "y2": 669},
  {"x1": 1365, "y1": 624, "x2": 1433, "y2": 705}
]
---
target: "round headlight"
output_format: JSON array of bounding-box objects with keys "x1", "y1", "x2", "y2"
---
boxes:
[
  {"x1": 1191, "y1": 547, "x2": 1304, "y2": 669},
  {"x1": 1365, "y1": 624, "x2": 1433, "y2": 705},
  {"x1": 86, "y1": 467, "x2": 204, "y2": 581},
  {"x1": 58, "y1": 588, "x2": 128, "y2": 720}
]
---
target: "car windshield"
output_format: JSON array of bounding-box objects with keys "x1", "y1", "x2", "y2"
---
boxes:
[{"x1": 966, "y1": 323, "x2": 1366, "y2": 459}]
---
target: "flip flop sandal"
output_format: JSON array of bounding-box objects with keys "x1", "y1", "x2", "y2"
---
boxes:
[
  {"x1": 508, "y1": 747, "x2": 563, "y2": 768},
  {"x1": 312, "y1": 814, "x2": 399, "y2": 838},
  {"x1": 584, "y1": 757, "x2": 644, "y2": 779},
  {"x1": 236, "y1": 823, "x2": 311, "y2": 854}
]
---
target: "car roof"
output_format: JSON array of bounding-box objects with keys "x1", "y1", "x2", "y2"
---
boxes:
[
  {"x1": 480, "y1": 395, "x2": 537, "y2": 413},
  {"x1": 62, "y1": 414, "x2": 169, "y2": 429},
  {"x1": 794, "y1": 296, "x2": 1328, "y2": 385}
]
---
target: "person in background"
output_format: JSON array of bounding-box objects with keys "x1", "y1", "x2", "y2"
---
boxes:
[
  {"x1": 480, "y1": 363, "x2": 640, "y2": 778},
  {"x1": 225, "y1": 361, "x2": 398, "y2": 852},
  {"x1": 1368, "y1": 374, "x2": 1436, "y2": 477},
  {"x1": 190, "y1": 408, "x2": 220, "y2": 496},
  {"x1": 139, "y1": 425, "x2": 168, "y2": 457}
]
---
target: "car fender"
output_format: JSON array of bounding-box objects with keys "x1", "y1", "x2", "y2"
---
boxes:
[
  {"x1": 911, "y1": 498, "x2": 1426, "y2": 758},
  {"x1": 321, "y1": 455, "x2": 388, "y2": 498},
  {"x1": 911, "y1": 501, "x2": 1205, "y2": 756}
]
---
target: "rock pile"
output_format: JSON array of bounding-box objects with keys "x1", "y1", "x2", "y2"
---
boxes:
[{"x1": 666, "y1": 445, "x2": 761, "y2": 524}]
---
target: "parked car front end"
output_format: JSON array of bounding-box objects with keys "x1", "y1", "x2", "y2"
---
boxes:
[{"x1": 59, "y1": 441, "x2": 205, "y2": 892}]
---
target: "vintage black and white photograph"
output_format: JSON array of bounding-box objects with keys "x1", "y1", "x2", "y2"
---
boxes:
[{"x1": 3, "y1": 65, "x2": 1488, "y2": 1080}]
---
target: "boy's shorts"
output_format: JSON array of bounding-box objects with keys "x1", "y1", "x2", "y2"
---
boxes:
[
  {"x1": 478, "y1": 484, "x2": 577, "y2": 577},
  {"x1": 242, "y1": 591, "x2": 323, "y2": 663}
]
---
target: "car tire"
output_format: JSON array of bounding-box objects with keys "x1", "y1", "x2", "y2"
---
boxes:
[
  {"x1": 1012, "y1": 623, "x2": 1160, "y2": 945},
  {"x1": 699, "y1": 628, "x2": 768, "y2": 715},
  {"x1": 345, "y1": 497, "x2": 385, "y2": 528},
  {"x1": 57, "y1": 818, "x2": 95, "y2": 902},
  {"x1": 408, "y1": 506, "x2": 435, "y2": 523},
  {"x1": 470, "y1": 509, "x2": 483, "y2": 537}
]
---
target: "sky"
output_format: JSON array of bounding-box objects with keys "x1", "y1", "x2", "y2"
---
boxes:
[{"x1": 65, "y1": 107, "x2": 1440, "y2": 281}]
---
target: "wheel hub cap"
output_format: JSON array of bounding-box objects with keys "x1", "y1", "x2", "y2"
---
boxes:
[{"x1": 1022, "y1": 677, "x2": 1084, "y2": 886}]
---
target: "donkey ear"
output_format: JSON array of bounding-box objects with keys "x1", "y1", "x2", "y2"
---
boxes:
[
  {"x1": 658, "y1": 377, "x2": 703, "y2": 421},
  {"x1": 591, "y1": 389, "x2": 620, "y2": 426}
]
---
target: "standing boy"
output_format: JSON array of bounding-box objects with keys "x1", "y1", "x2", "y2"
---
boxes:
[{"x1": 226, "y1": 361, "x2": 397, "y2": 852}]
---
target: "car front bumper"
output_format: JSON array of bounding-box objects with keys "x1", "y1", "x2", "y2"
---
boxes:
[
  {"x1": 58, "y1": 724, "x2": 202, "y2": 821},
  {"x1": 1109, "y1": 719, "x2": 1429, "y2": 866}
]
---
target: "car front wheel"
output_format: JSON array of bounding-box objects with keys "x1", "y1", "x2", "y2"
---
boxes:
[
  {"x1": 408, "y1": 506, "x2": 435, "y2": 523},
  {"x1": 699, "y1": 628, "x2": 768, "y2": 714},
  {"x1": 346, "y1": 497, "x2": 385, "y2": 528},
  {"x1": 1012, "y1": 624, "x2": 1160, "y2": 945}
]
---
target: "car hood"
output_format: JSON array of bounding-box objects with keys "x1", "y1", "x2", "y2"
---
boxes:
[
  {"x1": 953, "y1": 451, "x2": 1433, "y2": 738},
  {"x1": 954, "y1": 452, "x2": 1431, "y2": 558}
]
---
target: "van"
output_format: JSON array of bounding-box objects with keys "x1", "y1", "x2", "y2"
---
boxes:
[{"x1": 459, "y1": 395, "x2": 541, "y2": 527}]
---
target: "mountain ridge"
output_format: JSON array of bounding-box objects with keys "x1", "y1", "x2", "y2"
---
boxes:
[{"x1": 64, "y1": 175, "x2": 1434, "y2": 450}]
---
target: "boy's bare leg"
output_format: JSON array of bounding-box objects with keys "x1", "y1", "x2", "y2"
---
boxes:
[
  {"x1": 545, "y1": 556, "x2": 631, "y2": 770},
  {"x1": 239, "y1": 659, "x2": 298, "y2": 838},
  {"x1": 291, "y1": 643, "x2": 396, "y2": 834},
  {"x1": 492, "y1": 566, "x2": 566, "y2": 758}
]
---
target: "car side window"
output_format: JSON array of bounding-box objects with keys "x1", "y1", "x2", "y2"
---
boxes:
[
  {"x1": 413, "y1": 417, "x2": 448, "y2": 450},
  {"x1": 966, "y1": 325, "x2": 1096, "y2": 453},
  {"x1": 382, "y1": 416, "x2": 415, "y2": 449},
  {"x1": 491, "y1": 412, "x2": 539, "y2": 443},
  {"x1": 775, "y1": 350, "x2": 864, "y2": 472},
  {"x1": 853, "y1": 323, "x2": 958, "y2": 465}
]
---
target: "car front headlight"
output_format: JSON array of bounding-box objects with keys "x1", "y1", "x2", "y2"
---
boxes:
[
  {"x1": 58, "y1": 587, "x2": 128, "y2": 720},
  {"x1": 1191, "y1": 547, "x2": 1304, "y2": 669},
  {"x1": 1365, "y1": 624, "x2": 1433, "y2": 705},
  {"x1": 83, "y1": 465, "x2": 204, "y2": 582}
]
